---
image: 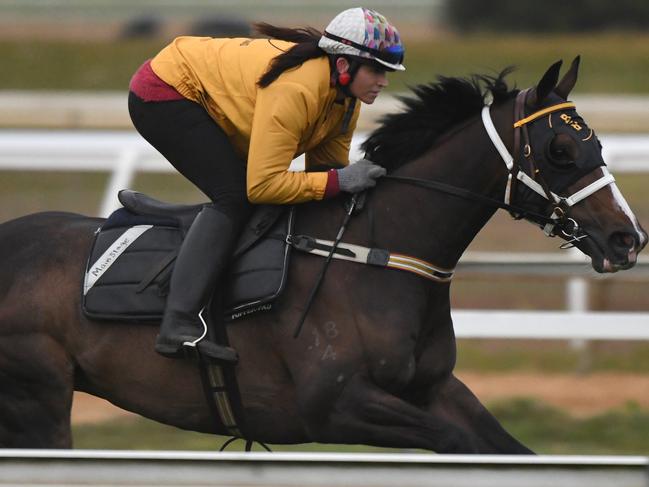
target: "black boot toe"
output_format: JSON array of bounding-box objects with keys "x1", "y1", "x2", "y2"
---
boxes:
[{"x1": 155, "y1": 334, "x2": 238, "y2": 364}]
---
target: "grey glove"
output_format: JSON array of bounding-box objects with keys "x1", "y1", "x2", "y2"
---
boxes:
[{"x1": 337, "y1": 159, "x2": 386, "y2": 193}]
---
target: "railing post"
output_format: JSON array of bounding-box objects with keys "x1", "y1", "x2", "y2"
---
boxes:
[
  {"x1": 566, "y1": 246, "x2": 590, "y2": 312},
  {"x1": 98, "y1": 149, "x2": 139, "y2": 217},
  {"x1": 567, "y1": 247, "x2": 591, "y2": 370}
]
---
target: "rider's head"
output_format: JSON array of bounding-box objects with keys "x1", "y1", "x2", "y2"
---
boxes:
[{"x1": 318, "y1": 7, "x2": 405, "y2": 99}]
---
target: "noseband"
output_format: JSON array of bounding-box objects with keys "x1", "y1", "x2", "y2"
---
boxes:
[{"x1": 481, "y1": 88, "x2": 615, "y2": 244}]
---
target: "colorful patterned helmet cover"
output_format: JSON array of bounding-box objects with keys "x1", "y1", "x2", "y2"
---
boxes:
[{"x1": 318, "y1": 7, "x2": 405, "y2": 71}]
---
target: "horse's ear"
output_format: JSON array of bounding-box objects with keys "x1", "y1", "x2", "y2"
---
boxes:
[
  {"x1": 530, "y1": 60, "x2": 563, "y2": 106},
  {"x1": 555, "y1": 55, "x2": 580, "y2": 99}
]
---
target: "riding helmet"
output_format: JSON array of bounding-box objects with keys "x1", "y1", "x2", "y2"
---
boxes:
[{"x1": 318, "y1": 7, "x2": 405, "y2": 72}]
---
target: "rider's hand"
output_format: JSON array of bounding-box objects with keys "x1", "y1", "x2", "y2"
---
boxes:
[{"x1": 337, "y1": 159, "x2": 386, "y2": 193}]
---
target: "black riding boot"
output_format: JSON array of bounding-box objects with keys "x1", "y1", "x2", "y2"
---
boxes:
[{"x1": 155, "y1": 205, "x2": 238, "y2": 363}]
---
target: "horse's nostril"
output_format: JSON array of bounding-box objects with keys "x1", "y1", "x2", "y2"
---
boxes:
[{"x1": 610, "y1": 232, "x2": 636, "y2": 251}]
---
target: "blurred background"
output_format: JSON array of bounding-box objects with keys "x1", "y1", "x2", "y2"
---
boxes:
[{"x1": 1, "y1": 0, "x2": 648, "y2": 454}]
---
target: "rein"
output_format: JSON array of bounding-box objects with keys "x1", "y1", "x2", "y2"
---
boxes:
[{"x1": 381, "y1": 174, "x2": 555, "y2": 226}]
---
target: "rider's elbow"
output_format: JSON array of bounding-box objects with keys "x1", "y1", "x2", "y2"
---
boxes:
[{"x1": 246, "y1": 183, "x2": 272, "y2": 204}]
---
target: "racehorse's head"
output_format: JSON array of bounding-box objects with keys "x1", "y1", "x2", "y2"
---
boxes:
[{"x1": 510, "y1": 57, "x2": 647, "y2": 272}]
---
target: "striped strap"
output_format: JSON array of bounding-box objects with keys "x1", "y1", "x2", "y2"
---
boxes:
[
  {"x1": 289, "y1": 235, "x2": 454, "y2": 282},
  {"x1": 388, "y1": 253, "x2": 454, "y2": 282}
]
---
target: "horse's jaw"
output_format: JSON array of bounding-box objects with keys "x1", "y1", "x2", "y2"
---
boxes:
[{"x1": 574, "y1": 228, "x2": 646, "y2": 274}]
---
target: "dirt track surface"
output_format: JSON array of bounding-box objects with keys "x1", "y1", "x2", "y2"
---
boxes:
[
  {"x1": 456, "y1": 372, "x2": 649, "y2": 417},
  {"x1": 71, "y1": 372, "x2": 649, "y2": 425}
]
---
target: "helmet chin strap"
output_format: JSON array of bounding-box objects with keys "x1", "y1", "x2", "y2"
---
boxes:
[
  {"x1": 341, "y1": 98, "x2": 357, "y2": 134},
  {"x1": 328, "y1": 55, "x2": 359, "y2": 134},
  {"x1": 331, "y1": 55, "x2": 360, "y2": 98}
]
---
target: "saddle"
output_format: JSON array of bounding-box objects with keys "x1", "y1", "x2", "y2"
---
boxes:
[{"x1": 82, "y1": 190, "x2": 294, "y2": 322}]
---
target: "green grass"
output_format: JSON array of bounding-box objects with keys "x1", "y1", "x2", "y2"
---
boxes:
[
  {"x1": 71, "y1": 417, "x2": 402, "y2": 453},
  {"x1": 456, "y1": 340, "x2": 649, "y2": 373},
  {"x1": 491, "y1": 398, "x2": 649, "y2": 455},
  {"x1": 402, "y1": 33, "x2": 649, "y2": 94},
  {"x1": 72, "y1": 400, "x2": 649, "y2": 455},
  {"x1": 0, "y1": 39, "x2": 167, "y2": 91},
  {"x1": 3, "y1": 33, "x2": 649, "y2": 93},
  {"x1": 0, "y1": 171, "x2": 108, "y2": 219}
]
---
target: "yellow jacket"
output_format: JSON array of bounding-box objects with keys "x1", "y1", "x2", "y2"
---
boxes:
[{"x1": 151, "y1": 37, "x2": 360, "y2": 204}]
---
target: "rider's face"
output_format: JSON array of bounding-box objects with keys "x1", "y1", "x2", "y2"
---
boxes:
[{"x1": 350, "y1": 64, "x2": 389, "y2": 104}]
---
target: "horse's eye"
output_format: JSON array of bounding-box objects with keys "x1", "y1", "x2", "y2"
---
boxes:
[
  {"x1": 550, "y1": 146, "x2": 569, "y2": 160},
  {"x1": 547, "y1": 135, "x2": 577, "y2": 167}
]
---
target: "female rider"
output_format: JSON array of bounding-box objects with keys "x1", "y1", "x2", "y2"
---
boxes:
[{"x1": 128, "y1": 7, "x2": 405, "y2": 363}]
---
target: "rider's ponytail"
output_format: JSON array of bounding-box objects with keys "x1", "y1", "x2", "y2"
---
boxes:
[{"x1": 254, "y1": 23, "x2": 326, "y2": 88}]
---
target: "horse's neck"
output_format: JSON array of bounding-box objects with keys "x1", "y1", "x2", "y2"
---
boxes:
[{"x1": 370, "y1": 107, "x2": 513, "y2": 269}]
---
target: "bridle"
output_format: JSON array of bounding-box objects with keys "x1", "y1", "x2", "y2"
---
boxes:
[
  {"x1": 482, "y1": 88, "x2": 615, "y2": 244},
  {"x1": 384, "y1": 88, "x2": 616, "y2": 247}
]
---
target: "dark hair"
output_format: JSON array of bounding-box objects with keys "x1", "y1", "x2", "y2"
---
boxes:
[{"x1": 254, "y1": 22, "x2": 327, "y2": 87}]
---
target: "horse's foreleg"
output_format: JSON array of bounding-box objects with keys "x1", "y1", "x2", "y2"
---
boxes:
[
  {"x1": 421, "y1": 374, "x2": 533, "y2": 454},
  {"x1": 305, "y1": 374, "x2": 484, "y2": 453}
]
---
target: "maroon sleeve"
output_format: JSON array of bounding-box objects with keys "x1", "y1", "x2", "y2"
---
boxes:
[{"x1": 323, "y1": 169, "x2": 341, "y2": 198}]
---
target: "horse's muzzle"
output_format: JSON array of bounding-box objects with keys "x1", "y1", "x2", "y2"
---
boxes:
[{"x1": 591, "y1": 229, "x2": 647, "y2": 273}]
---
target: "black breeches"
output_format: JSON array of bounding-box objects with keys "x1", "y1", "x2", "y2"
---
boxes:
[{"x1": 128, "y1": 92, "x2": 252, "y2": 224}]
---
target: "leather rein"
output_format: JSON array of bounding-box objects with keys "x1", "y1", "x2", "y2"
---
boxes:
[{"x1": 383, "y1": 89, "x2": 616, "y2": 246}]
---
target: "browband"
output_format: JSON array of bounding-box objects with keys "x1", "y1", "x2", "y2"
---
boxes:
[{"x1": 513, "y1": 102, "x2": 576, "y2": 128}]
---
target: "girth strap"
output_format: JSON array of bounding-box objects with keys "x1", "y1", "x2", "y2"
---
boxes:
[{"x1": 288, "y1": 234, "x2": 454, "y2": 282}]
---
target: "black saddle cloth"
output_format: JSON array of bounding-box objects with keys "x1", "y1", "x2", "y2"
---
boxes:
[{"x1": 82, "y1": 191, "x2": 293, "y2": 322}]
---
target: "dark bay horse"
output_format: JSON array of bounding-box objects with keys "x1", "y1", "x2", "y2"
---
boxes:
[{"x1": 0, "y1": 58, "x2": 646, "y2": 452}]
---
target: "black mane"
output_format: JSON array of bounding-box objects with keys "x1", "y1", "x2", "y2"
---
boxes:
[{"x1": 361, "y1": 69, "x2": 518, "y2": 172}]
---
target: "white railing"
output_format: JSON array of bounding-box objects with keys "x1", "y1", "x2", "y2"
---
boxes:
[
  {"x1": 1, "y1": 130, "x2": 648, "y2": 340},
  {"x1": 1, "y1": 130, "x2": 648, "y2": 217},
  {"x1": 453, "y1": 310, "x2": 649, "y2": 340},
  {"x1": 0, "y1": 450, "x2": 646, "y2": 487}
]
